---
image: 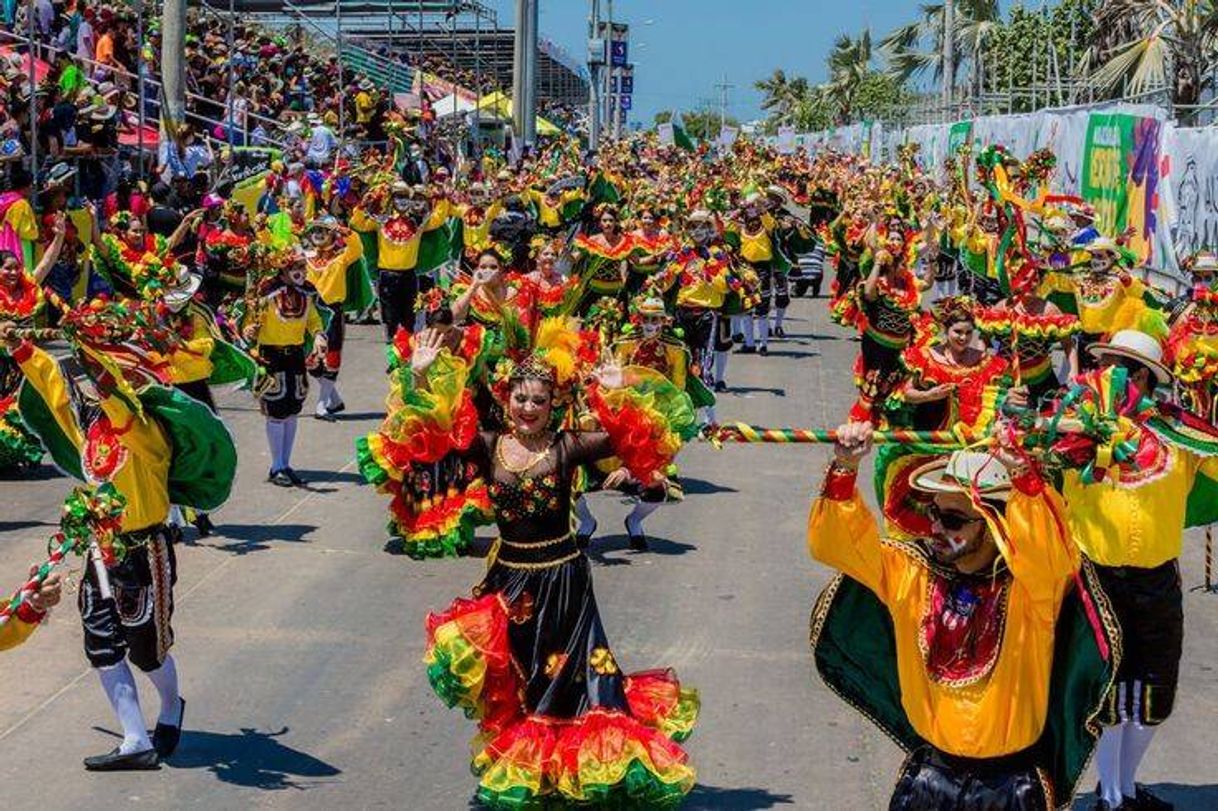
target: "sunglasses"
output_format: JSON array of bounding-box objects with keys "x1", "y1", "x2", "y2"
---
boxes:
[{"x1": 927, "y1": 503, "x2": 983, "y2": 532}]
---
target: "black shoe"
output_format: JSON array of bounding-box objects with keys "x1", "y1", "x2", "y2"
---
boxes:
[
  {"x1": 1131, "y1": 786, "x2": 1173, "y2": 811},
  {"x1": 626, "y1": 522, "x2": 648, "y2": 551},
  {"x1": 313, "y1": 409, "x2": 337, "y2": 422},
  {"x1": 773, "y1": 326, "x2": 786, "y2": 338},
  {"x1": 165, "y1": 523, "x2": 184, "y2": 546},
  {"x1": 152, "y1": 698, "x2": 185, "y2": 759},
  {"x1": 732, "y1": 332, "x2": 744, "y2": 343},
  {"x1": 269, "y1": 469, "x2": 293, "y2": 487},
  {"x1": 714, "y1": 380, "x2": 727, "y2": 393},
  {"x1": 283, "y1": 468, "x2": 306, "y2": 487},
  {"x1": 737, "y1": 345, "x2": 756, "y2": 355},
  {"x1": 575, "y1": 520, "x2": 597, "y2": 550},
  {"x1": 758, "y1": 345, "x2": 769, "y2": 356},
  {"x1": 83, "y1": 747, "x2": 159, "y2": 771},
  {"x1": 327, "y1": 400, "x2": 346, "y2": 415},
  {"x1": 192, "y1": 514, "x2": 213, "y2": 538}
]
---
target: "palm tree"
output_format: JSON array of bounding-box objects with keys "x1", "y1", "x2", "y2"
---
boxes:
[
  {"x1": 881, "y1": 0, "x2": 999, "y2": 101},
  {"x1": 755, "y1": 69, "x2": 813, "y2": 125},
  {"x1": 1082, "y1": 0, "x2": 1218, "y2": 122},
  {"x1": 824, "y1": 31, "x2": 874, "y2": 122}
]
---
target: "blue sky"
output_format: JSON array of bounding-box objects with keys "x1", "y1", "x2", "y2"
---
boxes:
[{"x1": 487, "y1": 1, "x2": 920, "y2": 125}]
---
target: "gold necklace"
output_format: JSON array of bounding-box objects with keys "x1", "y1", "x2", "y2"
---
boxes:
[{"x1": 496, "y1": 433, "x2": 553, "y2": 474}]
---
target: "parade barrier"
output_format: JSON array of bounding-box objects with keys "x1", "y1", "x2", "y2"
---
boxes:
[{"x1": 782, "y1": 102, "x2": 1218, "y2": 284}]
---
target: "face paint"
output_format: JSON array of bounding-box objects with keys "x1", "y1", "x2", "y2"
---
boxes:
[{"x1": 641, "y1": 321, "x2": 662, "y2": 339}]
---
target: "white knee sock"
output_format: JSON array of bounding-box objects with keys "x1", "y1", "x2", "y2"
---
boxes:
[
  {"x1": 714, "y1": 350, "x2": 728, "y2": 384},
  {"x1": 773, "y1": 306, "x2": 786, "y2": 332},
  {"x1": 1095, "y1": 723, "x2": 1126, "y2": 806},
  {"x1": 315, "y1": 378, "x2": 336, "y2": 413},
  {"x1": 97, "y1": 662, "x2": 152, "y2": 754},
  {"x1": 167, "y1": 505, "x2": 185, "y2": 528},
  {"x1": 741, "y1": 316, "x2": 755, "y2": 347},
  {"x1": 1120, "y1": 722, "x2": 1157, "y2": 798},
  {"x1": 144, "y1": 654, "x2": 182, "y2": 726},
  {"x1": 282, "y1": 415, "x2": 299, "y2": 470},
  {"x1": 573, "y1": 496, "x2": 596, "y2": 536},
  {"x1": 756, "y1": 316, "x2": 770, "y2": 348},
  {"x1": 625, "y1": 501, "x2": 660, "y2": 535},
  {"x1": 265, "y1": 419, "x2": 286, "y2": 472}
]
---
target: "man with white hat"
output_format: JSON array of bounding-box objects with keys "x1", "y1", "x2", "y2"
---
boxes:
[
  {"x1": 809, "y1": 424, "x2": 1114, "y2": 810},
  {"x1": 1066, "y1": 330, "x2": 1218, "y2": 810}
]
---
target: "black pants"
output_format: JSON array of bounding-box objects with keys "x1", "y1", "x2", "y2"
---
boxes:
[
  {"x1": 752, "y1": 260, "x2": 789, "y2": 318},
  {"x1": 79, "y1": 528, "x2": 177, "y2": 672},
  {"x1": 1094, "y1": 559, "x2": 1183, "y2": 726},
  {"x1": 890, "y1": 745, "x2": 1052, "y2": 811},
  {"x1": 377, "y1": 269, "x2": 419, "y2": 342},
  {"x1": 258, "y1": 345, "x2": 308, "y2": 419}
]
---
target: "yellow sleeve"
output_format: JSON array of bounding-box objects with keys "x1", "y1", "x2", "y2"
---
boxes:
[
  {"x1": 14, "y1": 344, "x2": 83, "y2": 450},
  {"x1": 184, "y1": 313, "x2": 216, "y2": 359},
  {"x1": 307, "y1": 300, "x2": 323, "y2": 334},
  {"x1": 0, "y1": 614, "x2": 40, "y2": 652},
  {"x1": 342, "y1": 231, "x2": 364, "y2": 265},
  {"x1": 666, "y1": 345, "x2": 687, "y2": 391},
  {"x1": 807, "y1": 486, "x2": 892, "y2": 602},
  {"x1": 998, "y1": 478, "x2": 1080, "y2": 610},
  {"x1": 1199, "y1": 454, "x2": 1218, "y2": 481},
  {"x1": 349, "y1": 207, "x2": 377, "y2": 232},
  {"x1": 423, "y1": 199, "x2": 451, "y2": 232}
]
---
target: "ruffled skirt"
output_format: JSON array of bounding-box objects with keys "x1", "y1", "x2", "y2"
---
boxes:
[{"x1": 424, "y1": 554, "x2": 698, "y2": 808}]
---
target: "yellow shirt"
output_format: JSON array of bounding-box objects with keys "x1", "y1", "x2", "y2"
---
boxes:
[
  {"x1": 731, "y1": 222, "x2": 774, "y2": 264},
  {"x1": 256, "y1": 287, "x2": 324, "y2": 346},
  {"x1": 612, "y1": 338, "x2": 688, "y2": 391},
  {"x1": 527, "y1": 188, "x2": 583, "y2": 229},
  {"x1": 17, "y1": 344, "x2": 171, "y2": 532},
  {"x1": 808, "y1": 481, "x2": 1078, "y2": 758},
  {"x1": 458, "y1": 202, "x2": 503, "y2": 255},
  {"x1": 165, "y1": 310, "x2": 216, "y2": 385},
  {"x1": 307, "y1": 233, "x2": 364, "y2": 305},
  {"x1": 349, "y1": 199, "x2": 451, "y2": 272},
  {"x1": 1063, "y1": 444, "x2": 1218, "y2": 568}
]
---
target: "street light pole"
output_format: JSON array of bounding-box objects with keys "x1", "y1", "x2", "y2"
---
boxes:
[{"x1": 588, "y1": 0, "x2": 601, "y2": 151}]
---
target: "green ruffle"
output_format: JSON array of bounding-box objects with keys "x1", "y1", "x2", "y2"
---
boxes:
[{"x1": 355, "y1": 435, "x2": 390, "y2": 487}]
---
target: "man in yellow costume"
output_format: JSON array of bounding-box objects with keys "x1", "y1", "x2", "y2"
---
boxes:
[
  {"x1": 808, "y1": 426, "x2": 1115, "y2": 809},
  {"x1": 1068, "y1": 330, "x2": 1218, "y2": 811}
]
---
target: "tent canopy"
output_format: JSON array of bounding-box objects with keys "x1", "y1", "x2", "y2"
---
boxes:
[{"x1": 476, "y1": 91, "x2": 561, "y2": 136}]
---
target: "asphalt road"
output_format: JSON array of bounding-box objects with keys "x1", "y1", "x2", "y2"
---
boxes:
[{"x1": 1, "y1": 295, "x2": 1216, "y2": 810}]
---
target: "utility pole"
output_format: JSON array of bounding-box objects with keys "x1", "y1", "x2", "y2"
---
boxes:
[
  {"x1": 161, "y1": 0, "x2": 187, "y2": 131},
  {"x1": 512, "y1": 0, "x2": 537, "y2": 146},
  {"x1": 942, "y1": 0, "x2": 953, "y2": 114},
  {"x1": 588, "y1": 0, "x2": 602, "y2": 150},
  {"x1": 714, "y1": 76, "x2": 734, "y2": 135},
  {"x1": 604, "y1": 0, "x2": 614, "y2": 141}
]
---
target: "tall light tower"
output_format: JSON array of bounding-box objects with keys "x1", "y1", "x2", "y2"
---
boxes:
[
  {"x1": 588, "y1": 0, "x2": 604, "y2": 150},
  {"x1": 512, "y1": 0, "x2": 537, "y2": 145}
]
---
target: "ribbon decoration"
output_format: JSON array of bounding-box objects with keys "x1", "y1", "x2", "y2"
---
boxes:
[{"x1": 0, "y1": 485, "x2": 127, "y2": 629}]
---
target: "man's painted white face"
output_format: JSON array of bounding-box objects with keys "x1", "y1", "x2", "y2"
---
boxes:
[{"x1": 641, "y1": 319, "x2": 663, "y2": 339}]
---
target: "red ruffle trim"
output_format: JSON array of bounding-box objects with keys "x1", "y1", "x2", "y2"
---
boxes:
[
  {"x1": 379, "y1": 393, "x2": 480, "y2": 467},
  {"x1": 425, "y1": 593, "x2": 523, "y2": 736},
  {"x1": 586, "y1": 385, "x2": 672, "y2": 484}
]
